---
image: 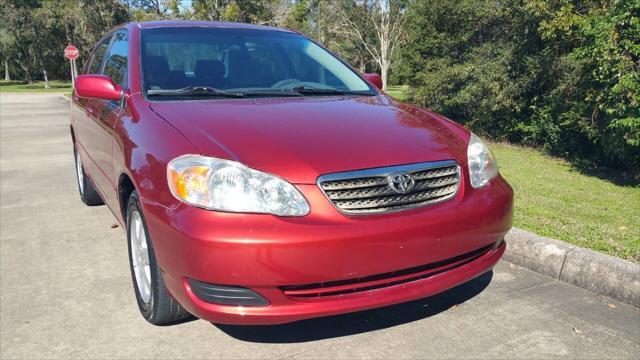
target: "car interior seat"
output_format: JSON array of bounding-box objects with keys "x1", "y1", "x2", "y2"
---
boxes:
[{"x1": 194, "y1": 59, "x2": 228, "y2": 89}]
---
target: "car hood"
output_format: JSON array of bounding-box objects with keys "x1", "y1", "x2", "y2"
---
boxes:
[{"x1": 150, "y1": 95, "x2": 469, "y2": 184}]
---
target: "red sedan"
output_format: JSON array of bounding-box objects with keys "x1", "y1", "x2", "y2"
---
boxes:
[{"x1": 71, "y1": 21, "x2": 513, "y2": 325}]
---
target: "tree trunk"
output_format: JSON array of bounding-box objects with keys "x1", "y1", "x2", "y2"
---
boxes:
[
  {"x1": 380, "y1": 63, "x2": 388, "y2": 91},
  {"x1": 40, "y1": 57, "x2": 49, "y2": 88},
  {"x1": 17, "y1": 61, "x2": 31, "y2": 83},
  {"x1": 42, "y1": 63, "x2": 49, "y2": 89},
  {"x1": 335, "y1": 0, "x2": 404, "y2": 92},
  {"x1": 4, "y1": 60, "x2": 10, "y2": 81}
]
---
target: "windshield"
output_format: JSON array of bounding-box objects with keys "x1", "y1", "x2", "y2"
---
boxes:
[{"x1": 140, "y1": 27, "x2": 374, "y2": 98}]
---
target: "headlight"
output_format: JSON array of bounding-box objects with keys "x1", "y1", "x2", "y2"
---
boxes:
[
  {"x1": 467, "y1": 133, "x2": 499, "y2": 188},
  {"x1": 167, "y1": 155, "x2": 310, "y2": 216}
]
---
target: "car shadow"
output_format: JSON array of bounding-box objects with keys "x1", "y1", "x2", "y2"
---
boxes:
[{"x1": 214, "y1": 271, "x2": 493, "y2": 343}]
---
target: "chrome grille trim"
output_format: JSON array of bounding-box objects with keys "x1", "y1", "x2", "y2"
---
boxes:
[{"x1": 317, "y1": 160, "x2": 460, "y2": 215}]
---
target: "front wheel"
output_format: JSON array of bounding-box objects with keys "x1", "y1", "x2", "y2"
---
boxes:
[{"x1": 126, "y1": 191, "x2": 191, "y2": 325}]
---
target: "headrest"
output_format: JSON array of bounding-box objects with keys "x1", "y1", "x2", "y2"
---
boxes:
[
  {"x1": 194, "y1": 59, "x2": 225, "y2": 78},
  {"x1": 144, "y1": 56, "x2": 169, "y2": 75}
]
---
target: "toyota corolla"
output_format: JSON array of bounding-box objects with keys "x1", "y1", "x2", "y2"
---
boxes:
[{"x1": 71, "y1": 20, "x2": 513, "y2": 325}]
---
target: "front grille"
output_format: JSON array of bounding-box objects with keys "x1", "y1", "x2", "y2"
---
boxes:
[
  {"x1": 318, "y1": 160, "x2": 460, "y2": 215},
  {"x1": 281, "y1": 244, "x2": 493, "y2": 299}
]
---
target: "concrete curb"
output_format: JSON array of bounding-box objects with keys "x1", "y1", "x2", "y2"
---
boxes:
[{"x1": 504, "y1": 228, "x2": 639, "y2": 306}]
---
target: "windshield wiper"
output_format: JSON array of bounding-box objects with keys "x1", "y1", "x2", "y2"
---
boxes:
[
  {"x1": 147, "y1": 85, "x2": 373, "y2": 98},
  {"x1": 291, "y1": 86, "x2": 373, "y2": 96},
  {"x1": 237, "y1": 89, "x2": 304, "y2": 97},
  {"x1": 147, "y1": 86, "x2": 245, "y2": 98}
]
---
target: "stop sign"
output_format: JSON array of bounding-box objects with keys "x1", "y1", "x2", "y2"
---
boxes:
[{"x1": 64, "y1": 45, "x2": 79, "y2": 60}]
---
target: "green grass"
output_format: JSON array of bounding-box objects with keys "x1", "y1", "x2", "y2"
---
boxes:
[
  {"x1": 388, "y1": 84, "x2": 639, "y2": 261},
  {"x1": 0, "y1": 80, "x2": 72, "y2": 93},
  {"x1": 385, "y1": 85, "x2": 409, "y2": 101},
  {"x1": 492, "y1": 143, "x2": 639, "y2": 262}
]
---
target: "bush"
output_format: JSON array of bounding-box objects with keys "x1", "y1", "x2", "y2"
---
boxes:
[{"x1": 397, "y1": 0, "x2": 640, "y2": 178}]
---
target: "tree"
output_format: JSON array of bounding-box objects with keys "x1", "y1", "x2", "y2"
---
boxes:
[
  {"x1": 0, "y1": 27, "x2": 15, "y2": 81},
  {"x1": 192, "y1": 0, "x2": 228, "y2": 20},
  {"x1": 526, "y1": 0, "x2": 640, "y2": 174},
  {"x1": 335, "y1": 0, "x2": 406, "y2": 90},
  {"x1": 126, "y1": 0, "x2": 184, "y2": 20},
  {"x1": 397, "y1": 0, "x2": 640, "y2": 176},
  {"x1": 396, "y1": 0, "x2": 530, "y2": 136},
  {"x1": 1, "y1": 0, "x2": 40, "y2": 83},
  {"x1": 0, "y1": 0, "x2": 131, "y2": 84},
  {"x1": 191, "y1": 0, "x2": 275, "y2": 23}
]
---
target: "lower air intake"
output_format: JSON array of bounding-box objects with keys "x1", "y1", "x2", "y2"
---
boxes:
[{"x1": 188, "y1": 279, "x2": 269, "y2": 306}]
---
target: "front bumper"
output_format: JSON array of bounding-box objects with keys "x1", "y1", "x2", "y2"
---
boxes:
[{"x1": 142, "y1": 175, "x2": 513, "y2": 325}]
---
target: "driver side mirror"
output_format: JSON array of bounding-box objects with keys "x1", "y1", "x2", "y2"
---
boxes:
[
  {"x1": 75, "y1": 75, "x2": 122, "y2": 100},
  {"x1": 363, "y1": 73, "x2": 382, "y2": 90}
]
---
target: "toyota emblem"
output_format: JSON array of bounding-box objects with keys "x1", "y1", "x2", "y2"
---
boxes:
[{"x1": 388, "y1": 172, "x2": 415, "y2": 194}]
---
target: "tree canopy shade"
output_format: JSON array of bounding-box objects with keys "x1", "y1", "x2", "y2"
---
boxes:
[{"x1": 0, "y1": 0, "x2": 637, "y2": 176}]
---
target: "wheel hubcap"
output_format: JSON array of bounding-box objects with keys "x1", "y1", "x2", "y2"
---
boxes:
[
  {"x1": 75, "y1": 151, "x2": 84, "y2": 194},
  {"x1": 130, "y1": 211, "x2": 151, "y2": 304}
]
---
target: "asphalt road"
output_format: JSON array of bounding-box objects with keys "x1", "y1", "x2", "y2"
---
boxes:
[{"x1": 1, "y1": 93, "x2": 639, "y2": 359}]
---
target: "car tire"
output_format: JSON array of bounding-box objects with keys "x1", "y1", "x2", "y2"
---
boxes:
[
  {"x1": 126, "y1": 191, "x2": 191, "y2": 325},
  {"x1": 74, "y1": 145, "x2": 104, "y2": 206}
]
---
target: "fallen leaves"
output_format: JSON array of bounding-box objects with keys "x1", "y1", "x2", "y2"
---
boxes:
[
  {"x1": 607, "y1": 303, "x2": 616, "y2": 309},
  {"x1": 573, "y1": 327, "x2": 583, "y2": 334},
  {"x1": 110, "y1": 224, "x2": 119, "y2": 229}
]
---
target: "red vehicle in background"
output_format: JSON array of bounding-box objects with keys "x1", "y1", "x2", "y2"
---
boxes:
[{"x1": 71, "y1": 21, "x2": 513, "y2": 325}]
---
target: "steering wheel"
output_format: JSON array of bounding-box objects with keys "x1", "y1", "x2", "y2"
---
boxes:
[{"x1": 271, "y1": 78, "x2": 301, "y2": 89}]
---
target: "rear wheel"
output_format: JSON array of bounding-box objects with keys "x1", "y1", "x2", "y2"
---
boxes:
[
  {"x1": 126, "y1": 191, "x2": 191, "y2": 325},
  {"x1": 74, "y1": 146, "x2": 103, "y2": 206}
]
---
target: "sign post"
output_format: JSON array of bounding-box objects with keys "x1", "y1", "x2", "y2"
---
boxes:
[{"x1": 64, "y1": 45, "x2": 79, "y2": 88}]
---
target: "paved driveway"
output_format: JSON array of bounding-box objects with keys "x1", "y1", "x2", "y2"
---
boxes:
[{"x1": 1, "y1": 93, "x2": 638, "y2": 359}]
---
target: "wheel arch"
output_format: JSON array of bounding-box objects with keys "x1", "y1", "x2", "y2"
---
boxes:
[
  {"x1": 118, "y1": 172, "x2": 137, "y2": 222},
  {"x1": 70, "y1": 125, "x2": 76, "y2": 144}
]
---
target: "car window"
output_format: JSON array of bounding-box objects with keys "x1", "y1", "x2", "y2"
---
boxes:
[
  {"x1": 102, "y1": 31, "x2": 128, "y2": 87},
  {"x1": 140, "y1": 27, "x2": 373, "y2": 95},
  {"x1": 88, "y1": 36, "x2": 112, "y2": 75}
]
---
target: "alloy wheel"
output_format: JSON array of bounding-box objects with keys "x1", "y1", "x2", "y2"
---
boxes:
[
  {"x1": 130, "y1": 210, "x2": 151, "y2": 304},
  {"x1": 75, "y1": 150, "x2": 84, "y2": 194}
]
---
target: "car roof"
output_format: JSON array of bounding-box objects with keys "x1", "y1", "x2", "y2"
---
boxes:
[{"x1": 132, "y1": 20, "x2": 295, "y2": 33}]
